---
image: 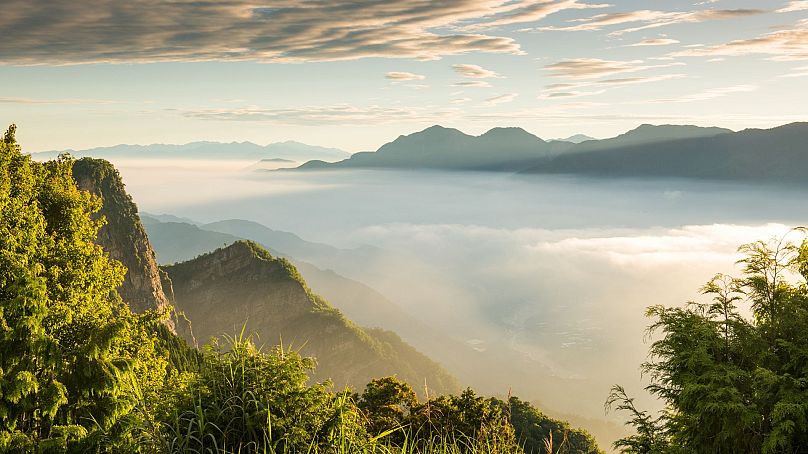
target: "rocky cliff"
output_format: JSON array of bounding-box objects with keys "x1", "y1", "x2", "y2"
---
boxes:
[
  {"x1": 72, "y1": 158, "x2": 175, "y2": 329},
  {"x1": 164, "y1": 240, "x2": 459, "y2": 394}
]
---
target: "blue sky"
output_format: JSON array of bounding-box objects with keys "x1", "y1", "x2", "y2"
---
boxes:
[{"x1": 1, "y1": 0, "x2": 807, "y2": 152}]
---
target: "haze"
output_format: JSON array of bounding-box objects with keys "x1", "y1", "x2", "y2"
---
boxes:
[{"x1": 113, "y1": 158, "x2": 805, "y2": 428}]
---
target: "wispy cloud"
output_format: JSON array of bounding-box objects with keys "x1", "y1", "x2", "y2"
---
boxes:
[
  {"x1": 484, "y1": 93, "x2": 518, "y2": 105},
  {"x1": 645, "y1": 84, "x2": 757, "y2": 103},
  {"x1": 778, "y1": 65, "x2": 808, "y2": 77},
  {"x1": 0, "y1": 96, "x2": 114, "y2": 105},
  {"x1": 452, "y1": 81, "x2": 493, "y2": 88},
  {"x1": 540, "y1": 74, "x2": 685, "y2": 98},
  {"x1": 0, "y1": 0, "x2": 623, "y2": 65},
  {"x1": 544, "y1": 58, "x2": 684, "y2": 79},
  {"x1": 671, "y1": 18, "x2": 808, "y2": 60},
  {"x1": 778, "y1": 1, "x2": 808, "y2": 13},
  {"x1": 385, "y1": 71, "x2": 426, "y2": 81},
  {"x1": 465, "y1": 0, "x2": 611, "y2": 30},
  {"x1": 180, "y1": 104, "x2": 460, "y2": 125},
  {"x1": 627, "y1": 38, "x2": 680, "y2": 47},
  {"x1": 535, "y1": 8, "x2": 765, "y2": 36},
  {"x1": 452, "y1": 64, "x2": 501, "y2": 78}
]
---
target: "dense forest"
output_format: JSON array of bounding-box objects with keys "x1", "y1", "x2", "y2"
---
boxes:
[{"x1": 5, "y1": 122, "x2": 808, "y2": 453}]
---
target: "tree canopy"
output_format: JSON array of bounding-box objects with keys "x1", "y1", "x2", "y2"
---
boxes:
[{"x1": 609, "y1": 232, "x2": 808, "y2": 454}]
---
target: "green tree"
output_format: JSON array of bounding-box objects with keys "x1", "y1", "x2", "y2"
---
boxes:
[
  {"x1": 610, "y1": 233, "x2": 808, "y2": 454},
  {"x1": 357, "y1": 376, "x2": 417, "y2": 441},
  {"x1": 504, "y1": 396, "x2": 602, "y2": 454},
  {"x1": 0, "y1": 125, "x2": 167, "y2": 451}
]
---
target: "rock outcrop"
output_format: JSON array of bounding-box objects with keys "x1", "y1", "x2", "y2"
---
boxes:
[{"x1": 72, "y1": 158, "x2": 174, "y2": 328}]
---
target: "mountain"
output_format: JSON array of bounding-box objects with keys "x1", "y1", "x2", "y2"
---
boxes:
[
  {"x1": 243, "y1": 158, "x2": 298, "y2": 172},
  {"x1": 520, "y1": 122, "x2": 808, "y2": 182},
  {"x1": 72, "y1": 158, "x2": 173, "y2": 317},
  {"x1": 570, "y1": 124, "x2": 732, "y2": 153},
  {"x1": 294, "y1": 124, "x2": 739, "y2": 172},
  {"x1": 298, "y1": 125, "x2": 568, "y2": 171},
  {"x1": 163, "y1": 241, "x2": 459, "y2": 394},
  {"x1": 556, "y1": 134, "x2": 596, "y2": 144},
  {"x1": 33, "y1": 140, "x2": 350, "y2": 163},
  {"x1": 141, "y1": 218, "x2": 435, "y2": 334}
]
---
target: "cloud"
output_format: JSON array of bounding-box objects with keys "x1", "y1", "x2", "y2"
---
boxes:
[
  {"x1": 452, "y1": 80, "x2": 493, "y2": 88},
  {"x1": 778, "y1": 1, "x2": 808, "y2": 13},
  {"x1": 385, "y1": 71, "x2": 426, "y2": 81},
  {"x1": 0, "y1": 96, "x2": 114, "y2": 105},
  {"x1": 465, "y1": 0, "x2": 611, "y2": 30},
  {"x1": 543, "y1": 58, "x2": 684, "y2": 79},
  {"x1": 536, "y1": 8, "x2": 765, "y2": 35},
  {"x1": 645, "y1": 84, "x2": 757, "y2": 103},
  {"x1": 0, "y1": 0, "x2": 575, "y2": 64},
  {"x1": 778, "y1": 65, "x2": 808, "y2": 77},
  {"x1": 452, "y1": 63, "x2": 501, "y2": 78},
  {"x1": 672, "y1": 18, "x2": 808, "y2": 60},
  {"x1": 484, "y1": 93, "x2": 518, "y2": 105},
  {"x1": 538, "y1": 74, "x2": 684, "y2": 99},
  {"x1": 180, "y1": 104, "x2": 459, "y2": 125},
  {"x1": 627, "y1": 38, "x2": 680, "y2": 46},
  {"x1": 538, "y1": 90, "x2": 605, "y2": 99}
]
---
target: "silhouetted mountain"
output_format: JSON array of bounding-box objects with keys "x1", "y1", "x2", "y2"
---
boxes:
[
  {"x1": 521, "y1": 122, "x2": 808, "y2": 182},
  {"x1": 295, "y1": 123, "x2": 739, "y2": 172},
  {"x1": 33, "y1": 140, "x2": 350, "y2": 162},
  {"x1": 163, "y1": 241, "x2": 459, "y2": 394},
  {"x1": 555, "y1": 134, "x2": 596, "y2": 144},
  {"x1": 571, "y1": 124, "x2": 732, "y2": 153},
  {"x1": 299, "y1": 125, "x2": 567, "y2": 171}
]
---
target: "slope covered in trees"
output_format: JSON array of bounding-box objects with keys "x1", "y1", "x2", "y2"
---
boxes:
[{"x1": 163, "y1": 240, "x2": 460, "y2": 396}]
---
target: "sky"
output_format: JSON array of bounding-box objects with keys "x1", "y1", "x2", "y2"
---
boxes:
[{"x1": 1, "y1": 0, "x2": 808, "y2": 152}]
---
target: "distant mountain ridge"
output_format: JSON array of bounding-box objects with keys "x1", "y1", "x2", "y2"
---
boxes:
[
  {"x1": 295, "y1": 123, "x2": 737, "y2": 173},
  {"x1": 521, "y1": 122, "x2": 808, "y2": 182},
  {"x1": 299, "y1": 125, "x2": 570, "y2": 171},
  {"x1": 33, "y1": 140, "x2": 350, "y2": 163},
  {"x1": 291, "y1": 122, "x2": 808, "y2": 183}
]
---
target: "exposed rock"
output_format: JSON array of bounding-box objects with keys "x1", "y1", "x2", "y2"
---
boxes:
[{"x1": 72, "y1": 158, "x2": 174, "y2": 329}]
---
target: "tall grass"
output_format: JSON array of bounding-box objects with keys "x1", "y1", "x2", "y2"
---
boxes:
[{"x1": 145, "y1": 333, "x2": 525, "y2": 454}]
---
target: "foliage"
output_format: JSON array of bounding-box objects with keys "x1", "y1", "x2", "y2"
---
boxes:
[
  {"x1": 1, "y1": 125, "x2": 601, "y2": 453},
  {"x1": 0, "y1": 125, "x2": 169, "y2": 451},
  {"x1": 609, "y1": 232, "x2": 808, "y2": 454}
]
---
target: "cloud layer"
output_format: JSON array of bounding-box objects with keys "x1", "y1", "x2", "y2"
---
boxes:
[{"x1": 0, "y1": 0, "x2": 613, "y2": 65}]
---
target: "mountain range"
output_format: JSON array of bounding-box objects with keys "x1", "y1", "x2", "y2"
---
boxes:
[
  {"x1": 293, "y1": 122, "x2": 808, "y2": 183},
  {"x1": 33, "y1": 140, "x2": 350, "y2": 162}
]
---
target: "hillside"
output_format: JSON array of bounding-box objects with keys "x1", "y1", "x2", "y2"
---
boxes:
[
  {"x1": 163, "y1": 240, "x2": 460, "y2": 394},
  {"x1": 521, "y1": 122, "x2": 808, "y2": 182}
]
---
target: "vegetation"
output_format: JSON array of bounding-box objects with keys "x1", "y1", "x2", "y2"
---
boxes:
[
  {"x1": 609, "y1": 232, "x2": 808, "y2": 453},
  {"x1": 1, "y1": 125, "x2": 601, "y2": 453}
]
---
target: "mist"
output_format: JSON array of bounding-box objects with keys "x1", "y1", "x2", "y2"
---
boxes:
[{"x1": 113, "y1": 158, "x2": 806, "y2": 438}]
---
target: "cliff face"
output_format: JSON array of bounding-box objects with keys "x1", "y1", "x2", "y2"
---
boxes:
[
  {"x1": 164, "y1": 240, "x2": 459, "y2": 394},
  {"x1": 72, "y1": 158, "x2": 173, "y2": 328}
]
